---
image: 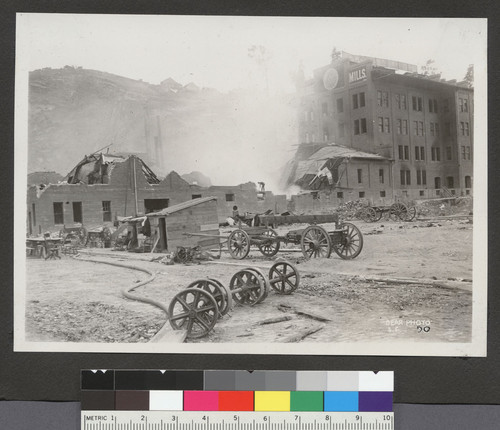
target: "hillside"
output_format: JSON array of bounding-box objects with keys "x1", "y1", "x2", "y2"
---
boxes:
[{"x1": 27, "y1": 67, "x2": 297, "y2": 188}]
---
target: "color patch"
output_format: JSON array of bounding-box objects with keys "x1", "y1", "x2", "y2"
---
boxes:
[
  {"x1": 235, "y1": 371, "x2": 266, "y2": 390},
  {"x1": 204, "y1": 371, "x2": 236, "y2": 390},
  {"x1": 149, "y1": 390, "x2": 183, "y2": 411},
  {"x1": 290, "y1": 391, "x2": 323, "y2": 411},
  {"x1": 358, "y1": 392, "x2": 393, "y2": 412},
  {"x1": 81, "y1": 390, "x2": 115, "y2": 410},
  {"x1": 296, "y1": 371, "x2": 327, "y2": 391},
  {"x1": 326, "y1": 371, "x2": 359, "y2": 391},
  {"x1": 81, "y1": 370, "x2": 114, "y2": 390},
  {"x1": 358, "y1": 371, "x2": 394, "y2": 391},
  {"x1": 115, "y1": 370, "x2": 176, "y2": 390},
  {"x1": 265, "y1": 371, "x2": 296, "y2": 391},
  {"x1": 254, "y1": 391, "x2": 290, "y2": 411},
  {"x1": 175, "y1": 371, "x2": 204, "y2": 390},
  {"x1": 184, "y1": 391, "x2": 219, "y2": 411},
  {"x1": 115, "y1": 391, "x2": 149, "y2": 410},
  {"x1": 324, "y1": 391, "x2": 359, "y2": 412},
  {"x1": 219, "y1": 391, "x2": 254, "y2": 411}
]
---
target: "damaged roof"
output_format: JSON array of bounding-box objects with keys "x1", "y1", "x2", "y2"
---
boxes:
[
  {"x1": 65, "y1": 152, "x2": 160, "y2": 185},
  {"x1": 146, "y1": 196, "x2": 217, "y2": 216}
]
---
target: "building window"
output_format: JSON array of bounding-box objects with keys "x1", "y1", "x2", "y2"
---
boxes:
[
  {"x1": 465, "y1": 122, "x2": 470, "y2": 136},
  {"x1": 359, "y1": 191, "x2": 365, "y2": 198},
  {"x1": 420, "y1": 190, "x2": 425, "y2": 196},
  {"x1": 338, "y1": 123, "x2": 345, "y2": 138},
  {"x1": 445, "y1": 122, "x2": 451, "y2": 137},
  {"x1": 359, "y1": 92, "x2": 366, "y2": 107},
  {"x1": 412, "y1": 96, "x2": 423, "y2": 111},
  {"x1": 466, "y1": 146, "x2": 471, "y2": 160},
  {"x1": 465, "y1": 176, "x2": 472, "y2": 188},
  {"x1": 446, "y1": 176, "x2": 454, "y2": 189},
  {"x1": 461, "y1": 146, "x2": 466, "y2": 160},
  {"x1": 379, "y1": 169, "x2": 384, "y2": 184},
  {"x1": 421, "y1": 146, "x2": 425, "y2": 161},
  {"x1": 416, "y1": 170, "x2": 427, "y2": 186},
  {"x1": 446, "y1": 146, "x2": 452, "y2": 160},
  {"x1": 443, "y1": 99, "x2": 450, "y2": 112},
  {"x1": 380, "y1": 190, "x2": 386, "y2": 197},
  {"x1": 322, "y1": 102, "x2": 328, "y2": 116},
  {"x1": 378, "y1": 117, "x2": 390, "y2": 133},
  {"x1": 435, "y1": 177, "x2": 441, "y2": 189},
  {"x1": 225, "y1": 194, "x2": 235, "y2": 202},
  {"x1": 357, "y1": 169, "x2": 363, "y2": 184},
  {"x1": 428, "y1": 98, "x2": 438, "y2": 113},
  {"x1": 430, "y1": 122, "x2": 435, "y2": 136},
  {"x1": 192, "y1": 194, "x2": 202, "y2": 199},
  {"x1": 101, "y1": 201, "x2": 111, "y2": 222},
  {"x1": 354, "y1": 119, "x2": 360, "y2": 135},
  {"x1": 398, "y1": 145, "x2": 409, "y2": 160},
  {"x1": 360, "y1": 118, "x2": 367, "y2": 133},
  {"x1": 72, "y1": 202, "x2": 82, "y2": 223},
  {"x1": 460, "y1": 122, "x2": 465, "y2": 135},
  {"x1": 53, "y1": 202, "x2": 64, "y2": 225},
  {"x1": 431, "y1": 147, "x2": 441, "y2": 161},
  {"x1": 401, "y1": 119, "x2": 408, "y2": 134},
  {"x1": 32, "y1": 203, "x2": 36, "y2": 227},
  {"x1": 395, "y1": 93, "x2": 407, "y2": 110},
  {"x1": 337, "y1": 192, "x2": 344, "y2": 199},
  {"x1": 378, "y1": 117, "x2": 384, "y2": 133},
  {"x1": 459, "y1": 98, "x2": 469, "y2": 112},
  {"x1": 337, "y1": 98, "x2": 344, "y2": 113},
  {"x1": 413, "y1": 121, "x2": 424, "y2": 136},
  {"x1": 309, "y1": 110, "x2": 314, "y2": 121},
  {"x1": 352, "y1": 94, "x2": 359, "y2": 109},
  {"x1": 415, "y1": 146, "x2": 420, "y2": 161},
  {"x1": 377, "y1": 90, "x2": 389, "y2": 107},
  {"x1": 400, "y1": 169, "x2": 411, "y2": 186},
  {"x1": 463, "y1": 99, "x2": 469, "y2": 112}
]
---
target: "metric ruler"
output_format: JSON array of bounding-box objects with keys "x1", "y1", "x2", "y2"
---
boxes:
[{"x1": 81, "y1": 411, "x2": 394, "y2": 430}]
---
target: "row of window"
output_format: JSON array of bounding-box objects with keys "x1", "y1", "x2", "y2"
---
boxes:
[
  {"x1": 305, "y1": 93, "x2": 470, "y2": 122},
  {"x1": 53, "y1": 201, "x2": 111, "y2": 225}
]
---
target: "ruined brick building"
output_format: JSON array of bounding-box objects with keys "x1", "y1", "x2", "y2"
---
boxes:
[
  {"x1": 285, "y1": 52, "x2": 473, "y2": 211},
  {"x1": 26, "y1": 153, "x2": 286, "y2": 234}
]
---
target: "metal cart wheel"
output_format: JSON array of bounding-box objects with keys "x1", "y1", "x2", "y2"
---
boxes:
[
  {"x1": 389, "y1": 202, "x2": 408, "y2": 221},
  {"x1": 401, "y1": 205, "x2": 417, "y2": 221},
  {"x1": 207, "y1": 278, "x2": 233, "y2": 315},
  {"x1": 228, "y1": 229, "x2": 251, "y2": 259},
  {"x1": 258, "y1": 228, "x2": 280, "y2": 257},
  {"x1": 229, "y1": 269, "x2": 267, "y2": 305},
  {"x1": 168, "y1": 288, "x2": 219, "y2": 339},
  {"x1": 240, "y1": 267, "x2": 270, "y2": 302},
  {"x1": 187, "y1": 279, "x2": 229, "y2": 317},
  {"x1": 269, "y1": 261, "x2": 300, "y2": 294},
  {"x1": 361, "y1": 207, "x2": 378, "y2": 223},
  {"x1": 300, "y1": 225, "x2": 332, "y2": 259},
  {"x1": 331, "y1": 222, "x2": 364, "y2": 260}
]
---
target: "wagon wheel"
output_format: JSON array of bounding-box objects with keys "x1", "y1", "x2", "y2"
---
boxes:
[
  {"x1": 258, "y1": 228, "x2": 280, "y2": 257},
  {"x1": 332, "y1": 222, "x2": 364, "y2": 260},
  {"x1": 228, "y1": 229, "x2": 251, "y2": 259},
  {"x1": 229, "y1": 269, "x2": 266, "y2": 306},
  {"x1": 269, "y1": 261, "x2": 300, "y2": 294},
  {"x1": 401, "y1": 205, "x2": 417, "y2": 221},
  {"x1": 187, "y1": 279, "x2": 228, "y2": 317},
  {"x1": 240, "y1": 267, "x2": 270, "y2": 303},
  {"x1": 361, "y1": 207, "x2": 378, "y2": 223},
  {"x1": 300, "y1": 225, "x2": 332, "y2": 259},
  {"x1": 373, "y1": 208, "x2": 383, "y2": 222},
  {"x1": 389, "y1": 202, "x2": 408, "y2": 221},
  {"x1": 176, "y1": 247, "x2": 188, "y2": 263},
  {"x1": 168, "y1": 288, "x2": 219, "y2": 339}
]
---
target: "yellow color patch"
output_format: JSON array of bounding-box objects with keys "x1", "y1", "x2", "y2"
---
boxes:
[{"x1": 254, "y1": 391, "x2": 290, "y2": 411}]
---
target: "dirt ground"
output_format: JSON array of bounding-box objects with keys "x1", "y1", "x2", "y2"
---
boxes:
[{"x1": 25, "y1": 217, "x2": 473, "y2": 345}]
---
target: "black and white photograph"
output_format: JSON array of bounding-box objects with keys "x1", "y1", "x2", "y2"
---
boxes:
[{"x1": 14, "y1": 14, "x2": 487, "y2": 355}]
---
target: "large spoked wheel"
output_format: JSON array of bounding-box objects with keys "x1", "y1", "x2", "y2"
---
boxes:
[
  {"x1": 229, "y1": 269, "x2": 266, "y2": 306},
  {"x1": 331, "y1": 222, "x2": 364, "y2": 260},
  {"x1": 373, "y1": 208, "x2": 383, "y2": 222},
  {"x1": 168, "y1": 288, "x2": 219, "y2": 339},
  {"x1": 401, "y1": 205, "x2": 417, "y2": 221},
  {"x1": 187, "y1": 279, "x2": 229, "y2": 317},
  {"x1": 361, "y1": 207, "x2": 378, "y2": 223},
  {"x1": 269, "y1": 261, "x2": 300, "y2": 294},
  {"x1": 258, "y1": 229, "x2": 280, "y2": 257},
  {"x1": 389, "y1": 202, "x2": 408, "y2": 221},
  {"x1": 241, "y1": 267, "x2": 270, "y2": 302},
  {"x1": 228, "y1": 229, "x2": 251, "y2": 259},
  {"x1": 207, "y1": 278, "x2": 233, "y2": 315},
  {"x1": 300, "y1": 225, "x2": 331, "y2": 259}
]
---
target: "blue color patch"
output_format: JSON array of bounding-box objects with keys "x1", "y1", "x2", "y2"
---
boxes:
[{"x1": 324, "y1": 391, "x2": 359, "y2": 412}]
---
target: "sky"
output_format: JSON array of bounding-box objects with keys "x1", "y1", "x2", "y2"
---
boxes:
[{"x1": 18, "y1": 14, "x2": 486, "y2": 93}]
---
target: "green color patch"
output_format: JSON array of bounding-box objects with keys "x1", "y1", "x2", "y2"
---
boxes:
[{"x1": 290, "y1": 391, "x2": 324, "y2": 411}]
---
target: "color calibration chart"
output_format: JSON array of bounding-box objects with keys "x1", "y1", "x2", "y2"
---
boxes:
[{"x1": 81, "y1": 370, "x2": 394, "y2": 430}]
